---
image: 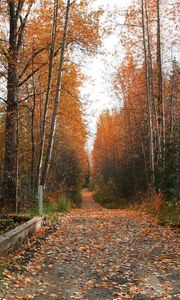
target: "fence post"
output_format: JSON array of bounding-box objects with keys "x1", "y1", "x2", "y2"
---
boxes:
[{"x1": 38, "y1": 185, "x2": 43, "y2": 216}]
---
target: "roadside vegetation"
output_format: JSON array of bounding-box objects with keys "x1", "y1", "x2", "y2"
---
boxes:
[
  {"x1": 94, "y1": 188, "x2": 180, "y2": 227},
  {"x1": 92, "y1": 0, "x2": 179, "y2": 228},
  {"x1": 0, "y1": 0, "x2": 100, "y2": 215}
]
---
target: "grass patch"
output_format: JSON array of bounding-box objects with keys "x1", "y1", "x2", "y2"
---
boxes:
[
  {"x1": 128, "y1": 198, "x2": 180, "y2": 227},
  {"x1": 23, "y1": 195, "x2": 72, "y2": 218},
  {"x1": 94, "y1": 191, "x2": 180, "y2": 227},
  {"x1": 48, "y1": 196, "x2": 71, "y2": 215},
  {"x1": 104, "y1": 198, "x2": 127, "y2": 209},
  {"x1": 151, "y1": 203, "x2": 180, "y2": 227}
]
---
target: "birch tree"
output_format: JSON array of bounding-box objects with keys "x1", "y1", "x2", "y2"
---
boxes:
[
  {"x1": 141, "y1": 0, "x2": 155, "y2": 184},
  {"x1": 36, "y1": 0, "x2": 59, "y2": 189},
  {"x1": 40, "y1": 0, "x2": 71, "y2": 189}
]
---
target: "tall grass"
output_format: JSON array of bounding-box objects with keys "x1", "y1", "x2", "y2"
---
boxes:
[
  {"x1": 94, "y1": 187, "x2": 180, "y2": 226},
  {"x1": 24, "y1": 196, "x2": 71, "y2": 217}
]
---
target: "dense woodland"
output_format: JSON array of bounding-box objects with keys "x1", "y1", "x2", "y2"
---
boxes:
[
  {"x1": 0, "y1": 0, "x2": 179, "y2": 215},
  {"x1": 0, "y1": 0, "x2": 101, "y2": 212},
  {"x1": 92, "y1": 0, "x2": 180, "y2": 211}
]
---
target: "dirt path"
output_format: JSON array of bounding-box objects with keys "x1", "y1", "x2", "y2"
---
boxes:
[
  {"x1": 0, "y1": 192, "x2": 179, "y2": 300},
  {"x1": 81, "y1": 191, "x2": 102, "y2": 209}
]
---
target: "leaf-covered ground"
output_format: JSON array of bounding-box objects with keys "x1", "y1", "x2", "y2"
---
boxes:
[{"x1": 0, "y1": 192, "x2": 179, "y2": 300}]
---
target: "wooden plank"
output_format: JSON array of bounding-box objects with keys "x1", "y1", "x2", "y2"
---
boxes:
[{"x1": 0, "y1": 217, "x2": 44, "y2": 255}]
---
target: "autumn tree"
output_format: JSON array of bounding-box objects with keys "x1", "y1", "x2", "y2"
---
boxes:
[
  {"x1": 0, "y1": 0, "x2": 102, "y2": 212},
  {"x1": 0, "y1": 1, "x2": 35, "y2": 210},
  {"x1": 93, "y1": 0, "x2": 179, "y2": 205}
]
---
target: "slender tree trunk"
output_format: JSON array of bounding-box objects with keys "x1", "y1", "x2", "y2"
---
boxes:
[
  {"x1": 169, "y1": 68, "x2": 175, "y2": 142},
  {"x1": 41, "y1": 0, "x2": 71, "y2": 187},
  {"x1": 2, "y1": 1, "x2": 33, "y2": 211},
  {"x1": 123, "y1": 107, "x2": 130, "y2": 193},
  {"x1": 173, "y1": 64, "x2": 180, "y2": 200},
  {"x1": 39, "y1": 79, "x2": 43, "y2": 138},
  {"x1": 31, "y1": 62, "x2": 36, "y2": 191},
  {"x1": 142, "y1": 0, "x2": 155, "y2": 185},
  {"x1": 144, "y1": 1, "x2": 160, "y2": 168},
  {"x1": 2, "y1": 3, "x2": 19, "y2": 210},
  {"x1": 36, "y1": 0, "x2": 59, "y2": 188},
  {"x1": 177, "y1": 119, "x2": 180, "y2": 200},
  {"x1": 156, "y1": 0, "x2": 165, "y2": 165},
  {"x1": 126, "y1": 111, "x2": 137, "y2": 193},
  {"x1": 16, "y1": 96, "x2": 19, "y2": 213}
]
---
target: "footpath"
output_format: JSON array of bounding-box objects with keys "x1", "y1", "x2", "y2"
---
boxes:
[{"x1": 0, "y1": 191, "x2": 179, "y2": 299}]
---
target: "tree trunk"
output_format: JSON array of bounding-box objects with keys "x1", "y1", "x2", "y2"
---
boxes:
[
  {"x1": 141, "y1": 0, "x2": 155, "y2": 185},
  {"x1": 177, "y1": 117, "x2": 180, "y2": 200},
  {"x1": 156, "y1": 0, "x2": 164, "y2": 165},
  {"x1": 2, "y1": 1, "x2": 33, "y2": 211},
  {"x1": 40, "y1": 0, "x2": 71, "y2": 188},
  {"x1": 126, "y1": 111, "x2": 137, "y2": 194},
  {"x1": 144, "y1": 1, "x2": 160, "y2": 169},
  {"x1": 31, "y1": 59, "x2": 36, "y2": 191},
  {"x1": 36, "y1": 0, "x2": 59, "y2": 188},
  {"x1": 2, "y1": 2, "x2": 19, "y2": 210}
]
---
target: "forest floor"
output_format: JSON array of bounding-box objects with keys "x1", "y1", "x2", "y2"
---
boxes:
[{"x1": 0, "y1": 191, "x2": 179, "y2": 300}]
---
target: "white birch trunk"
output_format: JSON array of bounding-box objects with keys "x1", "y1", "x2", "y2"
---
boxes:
[
  {"x1": 41, "y1": 0, "x2": 71, "y2": 188},
  {"x1": 36, "y1": 0, "x2": 59, "y2": 188},
  {"x1": 142, "y1": 0, "x2": 155, "y2": 184}
]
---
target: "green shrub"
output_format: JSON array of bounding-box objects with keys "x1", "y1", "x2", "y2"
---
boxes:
[
  {"x1": 152, "y1": 201, "x2": 180, "y2": 227},
  {"x1": 94, "y1": 178, "x2": 117, "y2": 205},
  {"x1": 70, "y1": 191, "x2": 82, "y2": 208},
  {"x1": 94, "y1": 193, "x2": 127, "y2": 209},
  {"x1": 23, "y1": 205, "x2": 39, "y2": 217},
  {"x1": 94, "y1": 192, "x2": 105, "y2": 204},
  {"x1": 128, "y1": 195, "x2": 180, "y2": 227},
  {"x1": 24, "y1": 195, "x2": 71, "y2": 217},
  {"x1": 94, "y1": 179, "x2": 128, "y2": 209},
  {"x1": 56, "y1": 196, "x2": 71, "y2": 212}
]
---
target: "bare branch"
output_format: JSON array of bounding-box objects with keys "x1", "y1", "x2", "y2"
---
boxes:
[
  {"x1": 0, "y1": 96, "x2": 7, "y2": 103},
  {"x1": 61, "y1": 86, "x2": 80, "y2": 103},
  {"x1": 19, "y1": 89, "x2": 46, "y2": 103},
  {"x1": 17, "y1": 2, "x2": 33, "y2": 49},
  {"x1": 19, "y1": 62, "x2": 47, "y2": 87},
  {"x1": 19, "y1": 47, "x2": 47, "y2": 79}
]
